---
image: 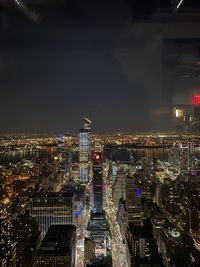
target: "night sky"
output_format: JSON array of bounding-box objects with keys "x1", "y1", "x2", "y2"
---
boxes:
[{"x1": 0, "y1": 0, "x2": 200, "y2": 133}]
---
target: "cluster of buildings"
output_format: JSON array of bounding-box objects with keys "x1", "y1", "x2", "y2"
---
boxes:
[
  {"x1": 79, "y1": 119, "x2": 112, "y2": 266},
  {"x1": 109, "y1": 162, "x2": 163, "y2": 267},
  {"x1": 1, "y1": 117, "x2": 200, "y2": 267},
  {"x1": 108, "y1": 146, "x2": 200, "y2": 267},
  {"x1": 0, "y1": 117, "x2": 112, "y2": 267}
]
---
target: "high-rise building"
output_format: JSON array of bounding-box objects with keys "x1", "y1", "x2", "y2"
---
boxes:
[
  {"x1": 127, "y1": 220, "x2": 163, "y2": 267},
  {"x1": 87, "y1": 212, "x2": 110, "y2": 258},
  {"x1": 79, "y1": 118, "x2": 91, "y2": 184},
  {"x1": 12, "y1": 212, "x2": 40, "y2": 267},
  {"x1": 169, "y1": 142, "x2": 196, "y2": 172},
  {"x1": 0, "y1": 197, "x2": 16, "y2": 267},
  {"x1": 84, "y1": 238, "x2": 96, "y2": 265},
  {"x1": 33, "y1": 225, "x2": 76, "y2": 267},
  {"x1": 117, "y1": 199, "x2": 128, "y2": 244},
  {"x1": 30, "y1": 192, "x2": 74, "y2": 237},
  {"x1": 88, "y1": 141, "x2": 111, "y2": 258},
  {"x1": 186, "y1": 206, "x2": 200, "y2": 232},
  {"x1": 92, "y1": 151, "x2": 103, "y2": 214},
  {"x1": 112, "y1": 168, "x2": 126, "y2": 209},
  {"x1": 126, "y1": 175, "x2": 143, "y2": 224},
  {"x1": 159, "y1": 225, "x2": 184, "y2": 267},
  {"x1": 56, "y1": 134, "x2": 70, "y2": 184}
]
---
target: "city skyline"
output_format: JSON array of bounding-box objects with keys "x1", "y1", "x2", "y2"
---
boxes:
[{"x1": 1, "y1": 2, "x2": 200, "y2": 266}]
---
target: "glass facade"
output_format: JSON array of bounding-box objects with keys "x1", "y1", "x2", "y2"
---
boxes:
[
  {"x1": 80, "y1": 166, "x2": 88, "y2": 184},
  {"x1": 30, "y1": 194, "x2": 74, "y2": 237},
  {"x1": 79, "y1": 128, "x2": 91, "y2": 184}
]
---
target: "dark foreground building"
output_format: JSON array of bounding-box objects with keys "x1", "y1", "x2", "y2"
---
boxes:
[
  {"x1": 92, "y1": 152, "x2": 103, "y2": 214},
  {"x1": 127, "y1": 219, "x2": 164, "y2": 267},
  {"x1": 33, "y1": 225, "x2": 76, "y2": 267},
  {"x1": 12, "y1": 212, "x2": 40, "y2": 267}
]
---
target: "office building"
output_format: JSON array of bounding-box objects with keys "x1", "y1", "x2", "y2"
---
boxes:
[
  {"x1": 79, "y1": 118, "x2": 91, "y2": 184},
  {"x1": 56, "y1": 135, "x2": 67, "y2": 173},
  {"x1": 92, "y1": 151, "x2": 103, "y2": 214},
  {"x1": 126, "y1": 175, "x2": 143, "y2": 224},
  {"x1": 30, "y1": 192, "x2": 74, "y2": 237},
  {"x1": 33, "y1": 225, "x2": 76, "y2": 267},
  {"x1": 0, "y1": 197, "x2": 16, "y2": 267},
  {"x1": 84, "y1": 238, "x2": 96, "y2": 265},
  {"x1": 186, "y1": 206, "x2": 200, "y2": 232},
  {"x1": 117, "y1": 199, "x2": 128, "y2": 244},
  {"x1": 88, "y1": 141, "x2": 111, "y2": 258},
  {"x1": 159, "y1": 225, "x2": 185, "y2": 267},
  {"x1": 112, "y1": 168, "x2": 126, "y2": 209},
  {"x1": 169, "y1": 142, "x2": 196, "y2": 172},
  {"x1": 127, "y1": 220, "x2": 164, "y2": 267},
  {"x1": 87, "y1": 212, "x2": 110, "y2": 257},
  {"x1": 12, "y1": 212, "x2": 40, "y2": 267}
]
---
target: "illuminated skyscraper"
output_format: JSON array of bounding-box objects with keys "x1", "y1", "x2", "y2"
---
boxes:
[
  {"x1": 169, "y1": 142, "x2": 196, "y2": 173},
  {"x1": 79, "y1": 118, "x2": 91, "y2": 184},
  {"x1": 30, "y1": 192, "x2": 74, "y2": 237},
  {"x1": 56, "y1": 135, "x2": 68, "y2": 184},
  {"x1": 92, "y1": 151, "x2": 103, "y2": 214},
  {"x1": 0, "y1": 198, "x2": 16, "y2": 267}
]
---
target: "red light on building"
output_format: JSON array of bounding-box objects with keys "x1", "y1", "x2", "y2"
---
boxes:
[
  {"x1": 193, "y1": 95, "x2": 200, "y2": 105},
  {"x1": 93, "y1": 153, "x2": 101, "y2": 160}
]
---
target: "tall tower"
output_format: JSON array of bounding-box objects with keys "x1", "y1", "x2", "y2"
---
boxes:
[
  {"x1": 79, "y1": 118, "x2": 91, "y2": 184},
  {"x1": 56, "y1": 135, "x2": 67, "y2": 173},
  {"x1": 92, "y1": 147, "x2": 103, "y2": 214}
]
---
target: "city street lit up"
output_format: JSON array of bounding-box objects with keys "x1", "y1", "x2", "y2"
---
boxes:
[{"x1": 105, "y1": 186, "x2": 128, "y2": 267}]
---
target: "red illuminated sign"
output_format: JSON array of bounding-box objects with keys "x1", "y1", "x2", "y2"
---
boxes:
[{"x1": 193, "y1": 95, "x2": 200, "y2": 105}]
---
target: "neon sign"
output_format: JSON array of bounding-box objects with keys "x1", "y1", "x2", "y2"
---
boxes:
[{"x1": 193, "y1": 95, "x2": 200, "y2": 105}]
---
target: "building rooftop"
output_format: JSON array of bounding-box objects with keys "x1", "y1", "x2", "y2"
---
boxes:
[
  {"x1": 129, "y1": 219, "x2": 154, "y2": 239},
  {"x1": 31, "y1": 191, "x2": 74, "y2": 198},
  {"x1": 36, "y1": 225, "x2": 76, "y2": 256}
]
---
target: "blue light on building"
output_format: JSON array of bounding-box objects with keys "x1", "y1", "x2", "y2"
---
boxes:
[{"x1": 136, "y1": 189, "x2": 141, "y2": 197}]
